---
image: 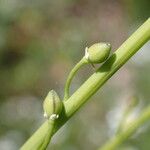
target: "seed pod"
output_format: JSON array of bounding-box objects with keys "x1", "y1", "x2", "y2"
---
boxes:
[
  {"x1": 43, "y1": 90, "x2": 62, "y2": 119},
  {"x1": 86, "y1": 43, "x2": 111, "y2": 63}
]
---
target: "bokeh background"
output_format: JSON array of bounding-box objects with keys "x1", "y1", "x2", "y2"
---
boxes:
[{"x1": 0, "y1": 0, "x2": 150, "y2": 150}]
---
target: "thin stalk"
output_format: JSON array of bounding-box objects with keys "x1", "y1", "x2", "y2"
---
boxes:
[
  {"x1": 64, "y1": 57, "x2": 88, "y2": 100},
  {"x1": 39, "y1": 120, "x2": 55, "y2": 150},
  {"x1": 21, "y1": 120, "x2": 55, "y2": 150},
  {"x1": 21, "y1": 18, "x2": 150, "y2": 149},
  {"x1": 98, "y1": 105, "x2": 150, "y2": 150}
]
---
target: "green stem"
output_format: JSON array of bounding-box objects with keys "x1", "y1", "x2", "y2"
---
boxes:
[
  {"x1": 64, "y1": 57, "x2": 88, "y2": 101},
  {"x1": 98, "y1": 105, "x2": 150, "y2": 150},
  {"x1": 21, "y1": 120, "x2": 55, "y2": 150},
  {"x1": 20, "y1": 18, "x2": 150, "y2": 149},
  {"x1": 39, "y1": 120, "x2": 55, "y2": 150}
]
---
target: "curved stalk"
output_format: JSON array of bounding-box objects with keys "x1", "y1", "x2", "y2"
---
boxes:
[{"x1": 64, "y1": 57, "x2": 88, "y2": 100}]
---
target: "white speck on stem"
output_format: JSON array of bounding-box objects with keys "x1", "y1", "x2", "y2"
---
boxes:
[
  {"x1": 85, "y1": 47, "x2": 89, "y2": 60},
  {"x1": 49, "y1": 114, "x2": 59, "y2": 121}
]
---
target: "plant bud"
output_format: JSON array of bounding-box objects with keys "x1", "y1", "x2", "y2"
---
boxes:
[
  {"x1": 43, "y1": 90, "x2": 62, "y2": 119},
  {"x1": 85, "y1": 43, "x2": 111, "y2": 63}
]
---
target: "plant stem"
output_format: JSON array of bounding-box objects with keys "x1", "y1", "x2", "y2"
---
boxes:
[
  {"x1": 98, "y1": 105, "x2": 150, "y2": 150},
  {"x1": 20, "y1": 18, "x2": 150, "y2": 149},
  {"x1": 21, "y1": 120, "x2": 55, "y2": 150},
  {"x1": 63, "y1": 57, "x2": 88, "y2": 101},
  {"x1": 39, "y1": 120, "x2": 55, "y2": 150}
]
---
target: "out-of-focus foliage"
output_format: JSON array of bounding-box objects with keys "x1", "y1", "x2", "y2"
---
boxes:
[{"x1": 0, "y1": 0, "x2": 150, "y2": 150}]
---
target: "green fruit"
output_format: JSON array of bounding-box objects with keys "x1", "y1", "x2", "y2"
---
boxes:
[
  {"x1": 86, "y1": 43, "x2": 111, "y2": 63},
  {"x1": 43, "y1": 90, "x2": 62, "y2": 119}
]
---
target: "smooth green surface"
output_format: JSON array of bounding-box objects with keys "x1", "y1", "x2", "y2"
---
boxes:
[
  {"x1": 87, "y1": 43, "x2": 111, "y2": 63},
  {"x1": 39, "y1": 121, "x2": 55, "y2": 150},
  {"x1": 20, "y1": 120, "x2": 54, "y2": 150},
  {"x1": 21, "y1": 18, "x2": 150, "y2": 149},
  {"x1": 64, "y1": 57, "x2": 88, "y2": 100}
]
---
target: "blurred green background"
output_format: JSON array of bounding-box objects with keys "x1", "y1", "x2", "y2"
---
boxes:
[{"x1": 0, "y1": 0, "x2": 150, "y2": 150}]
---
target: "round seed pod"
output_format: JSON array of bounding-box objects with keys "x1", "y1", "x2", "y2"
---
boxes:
[
  {"x1": 86, "y1": 43, "x2": 111, "y2": 63},
  {"x1": 43, "y1": 90, "x2": 62, "y2": 119}
]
